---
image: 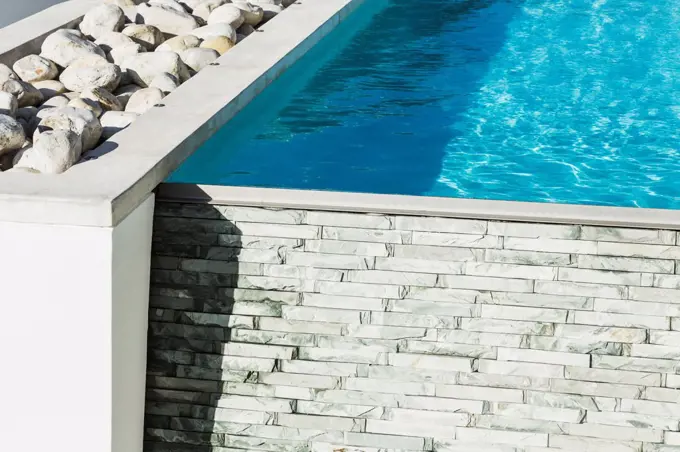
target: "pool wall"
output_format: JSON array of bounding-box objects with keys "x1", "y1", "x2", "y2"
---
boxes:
[{"x1": 146, "y1": 184, "x2": 680, "y2": 452}]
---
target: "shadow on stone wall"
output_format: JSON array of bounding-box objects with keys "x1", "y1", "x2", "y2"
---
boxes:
[{"x1": 144, "y1": 201, "x2": 252, "y2": 451}]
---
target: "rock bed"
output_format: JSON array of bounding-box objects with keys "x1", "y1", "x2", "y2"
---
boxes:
[{"x1": 0, "y1": 0, "x2": 292, "y2": 174}]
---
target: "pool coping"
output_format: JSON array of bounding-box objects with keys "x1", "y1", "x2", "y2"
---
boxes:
[
  {"x1": 0, "y1": 0, "x2": 364, "y2": 227},
  {"x1": 157, "y1": 183, "x2": 680, "y2": 230}
]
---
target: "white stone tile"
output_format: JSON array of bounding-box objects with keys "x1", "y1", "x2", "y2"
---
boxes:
[
  {"x1": 394, "y1": 216, "x2": 487, "y2": 235},
  {"x1": 577, "y1": 255, "x2": 674, "y2": 273},
  {"x1": 306, "y1": 211, "x2": 393, "y2": 229},
  {"x1": 399, "y1": 340, "x2": 497, "y2": 359},
  {"x1": 504, "y1": 237, "x2": 597, "y2": 254},
  {"x1": 371, "y1": 312, "x2": 458, "y2": 329},
  {"x1": 573, "y1": 311, "x2": 670, "y2": 330},
  {"x1": 587, "y1": 410, "x2": 678, "y2": 431},
  {"x1": 594, "y1": 298, "x2": 680, "y2": 317},
  {"x1": 347, "y1": 270, "x2": 437, "y2": 287},
  {"x1": 565, "y1": 366, "x2": 661, "y2": 386},
  {"x1": 438, "y1": 329, "x2": 525, "y2": 347},
  {"x1": 485, "y1": 249, "x2": 572, "y2": 266},
  {"x1": 375, "y1": 257, "x2": 465, "y2": 275},
  {"x1": 497, "y1": 347, "x2": 590, "y2": 367},
  {"x1": 287, "y1": 251, "x2": 374, "y2": 270},
  {"x1": 558, "y1": 267, "x2": 641, "y2": 286},
  {"x1": 298, "y1": 347, "x2": 388, "y2": 365},
  {"x1": 461, "y1": 318, "x2": 554, "y2": 335},
  {"x1": 344, "y1": 377, "x2": 435, "y2": 396},
  {"x1": 485, "y1": 292, "x2": 593, "y2": 310},
  {"x1": 388, "y1": 353, "x2": 475, "y2": 372},
  {"x1": 554, "y1": 324, "x2": 646, "y2": 343},
  {"x1": 563, "y1": 422, "x2": 663, "y2": 443},
  {"x1": 478, "y1": 359, "x2": 564, "y2": 378},
  {"x1": 395, "y1": 244, "x2": 482, "y2": 261},
  {"x1": 597, "y1": 242, "x2": 680, "y2": 260},
  {"x1": 489, "y1": 402, "x2": 584, "y2": 423},
  {"x1": 593, "y1": 355, "x2": 680, "y2": 374},
  {"x1": 305, "y1": 239, "x2": 390, "y2": 257},
  {"x1": 550, "y1": 379, "x2": 643, "y2": 399},
  {"x1": 344, "y1": 432, "x2": 427, "y2": 450},
  {"x1": 456, "y1": 427, "x2": 548, "y2": 447},
  {"x1": 302, "y1": 293, "x2": 386, "y2": 311},
  {"x1": 436, "y1": 384, "x2": 523, "y2": 403},
  {"x1": 323, "y1": 227, "x2": 409, "y2": 244},
  {"x1": 548, "y1": 434, "x2": 641, "y2": 452},
  {"x1": 258, "y1": 372, "x2": 340, "y2": 389},
  {"x1": 438, "y1": 274, "x2": 534, "y2": 293},
  {"x1": 365, "y1": 419, "x2": 456, "y2": 439},
  {"x1": 535, "y1": 280, "x2": 626, "y2": 299},
  {"x1": 391, "y1": 299, "x2": 478, "y2": 317},
  {"x1": 279, "y1": 360, "x2": 358, "y2": 377},
  {"x1": 488, "y1": 222, "x2": 579, "y2": 239},
  {"x1": 237, "y1": 222, "x2": 321, "y2": 239},
  {"x1": 465, "y1": 262, "x2": 557, "y2": 280},
  {"x1": 458, "y1": 373, "x2": 551, "y2": 391},
  {"x1": 481, "y1": 305, "x2": 568, "y2": 323}
]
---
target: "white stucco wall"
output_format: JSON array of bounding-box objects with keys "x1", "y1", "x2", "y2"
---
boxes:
[
  {"x1": 0, "y1": 194, "x2": 154, "y2": 452},
  {"x1": 0, "y1": 0, "x2": 67, "y2": 28}
]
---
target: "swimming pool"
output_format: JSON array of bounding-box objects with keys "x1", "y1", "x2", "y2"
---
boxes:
[{"x1": 170, "y1": 0, "x2": 680, "y2": 209}]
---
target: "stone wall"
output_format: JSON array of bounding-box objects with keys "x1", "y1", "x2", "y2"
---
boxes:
[{"x1": 146, "y1": 200, "x2": 680, "y2": 452}]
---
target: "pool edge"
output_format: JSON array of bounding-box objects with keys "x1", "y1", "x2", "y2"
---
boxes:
[{"x1": 158, "y1": 183, "x2": 680, "y2": 230}]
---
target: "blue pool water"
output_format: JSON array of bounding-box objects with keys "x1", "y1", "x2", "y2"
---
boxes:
[{"x1": 171, "y1": 0, "x2": 680, "y2": 209}]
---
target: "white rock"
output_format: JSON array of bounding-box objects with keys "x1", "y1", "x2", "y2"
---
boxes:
[
  {"x1": 180, "y1": 47, "x2": 219, "y2": 73},
  {"x1": 59, "y1": 55, "x2": 122, "y2": 92},
  {"x1": 15, "y1": 129, "x2": 81, "y2": 174},
  {"x1": 190, "y1": 23, "x2": 237, "y2": 42},
  {"x1": 178, "y1": 0, "x2": 207, "y2": 12},
  {"x1": 99, "y1": 111, "x2": 138, "y2": 139},
  {"x1": 79, "y1": 4, "x2": 126, "y2": 39},
  {"x1": 35, "y1": 107, "x2": 102, "y2": 152},
  {"x1": 108, "y1": 42, "x2": 146, "y2": 64},
  {"x1": 40, "y1": 95, "x2": 70, "y2": 110},
  {"x1": 0, "y1": 92, "x2": 18, "y2": 118},
  {"x1": 149, "y1": 72, "x2": 179, "y2": 93},
  {"x1": 12, "y1": 55, "x2": 58, "y2": 83},
  {"x1": 156, "y1": 34, "x2": 202, "y2": 53},
  {"x1": 137, "y1": 4, "x2": 200, "y2": 36},
  {"x1": 208, "y1": 4, "x2": 245, "y2": 28},
  {"x1": 121, "y1": 51, "x2": 190, "y2": 86},
  {"x1": 68, "y1": 97, "x2": 104, "y2": 118},
  {"x1": 192, "y1": 0, "x2": 229, "y2": 22},
  {"x1": 200, "y1": 35, "x2": 234, "y2": 54},
  {"x1": 0, "y1": 64, "x2": 18, "y2": 85},
  {"x1": 1, "y1": 80, "x2": 44, "y2": 108},
  {"x1": 149, "y1": 0, "x2": 189, "y2": 14},
  {"x1": 95, "y1": 31, "x2": 137, "y2": 53},
  {"x1": 124, "y1": 87, "x2": 164, "y2": 114},
  {"x1": 114, "y1": 84, "x2": 143, "y2": 108},
  {"x1": 32, "y1": 80, "x2": 67, "y2": 100},
  {"x1": 81, "y1": 87, "x2": 123, "y2": 112},
  {"x1": 40, "y1": 29, "x2": 106, "y2": 68},
  {"x1": 231, "y1": 1, "x2": 264, "y2": 26},
  {"x1": 122, "y1": 24, "x2": 165, "y2": 51},
  {"x1": 0, "y1": 115, "x2": 26, "y2": 156}
]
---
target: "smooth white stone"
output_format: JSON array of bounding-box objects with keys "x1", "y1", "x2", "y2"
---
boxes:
[
  {"x1": 192, "y1": 0, "x2": 229, "y2": 22},
  {"x1": 122, "y1": 24, "x2": 165, "y2": 50},
  {"x1": 12, "y1": 55, "x2": 58, "y2": 83},
  {"x1": 15, "y1": 129, "x2": 81, "y2": 174},
  {"x1": 208, "y1": 4, "x2": 245, "y2": 27},
  {"x1": 124, "y1": 87, "x2": 164, "y2": 114},
  {"x1": 156, "y1": 34, "x2": 202, "y2": 52},
  {"x1": 190, "y1": 22, "x2": 237, "y2": 42},
  {"x1": 121, "y1": 51, "x2": 190, "y2": 86},
  {"x1": 149, "y1": 72, "x2": 179, "y2": 93},
  {"x1": 35, "y1": 107, "x2": 102, "y2": 152},
  {"x1": 137, "y1": 3, "x2": 200, "y2": 36},
  {"x1": 108, "y1": 42, "x2": 147, "y2": 65},
  {"x1": 40, "y1": 29, "x2": 106, "y2": 68},
  {"x1": 99, "y1": 110, "x2": 138, "y2": 139},
  {"x1": 59, "y1": 55, "x2": 122, "y2": 92},
  {"x1": 179, "y1": 47, "x2": 219, "y2": 73},
  {"x1": 95, "y1": 31, "x2": 137, "y2": 53},
  {"x1": 79, "y1": 4, "x2": 126, "y2": 39}
]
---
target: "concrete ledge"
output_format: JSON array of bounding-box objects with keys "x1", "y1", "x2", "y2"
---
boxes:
[
  {"x1": 0, "y1": 0, "x2": 364, "y2": 227},
  {"x1": 0, "y1": 0, "x2": 98, "y2": 66},
  {"x1": 158, "y1": 183, "x2": 680, "y2": 229}
]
